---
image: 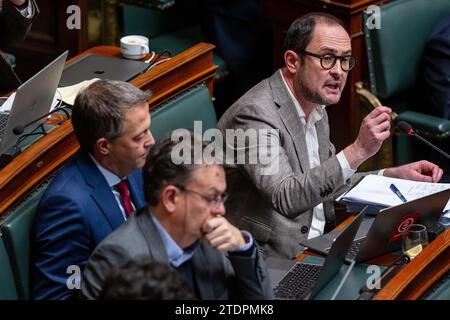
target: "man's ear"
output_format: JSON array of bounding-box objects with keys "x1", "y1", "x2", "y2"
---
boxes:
[
  {"x1": 284, "y1": 50, "x2": 300, "y2": 74},
  {"x1": 161, "y1": 185, "x2": 179, "y2": 214},
  {"x1": 95, "y1": 138, "x2": 111, "y2": 156}
]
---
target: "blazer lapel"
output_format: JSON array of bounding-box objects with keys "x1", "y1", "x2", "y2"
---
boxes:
[
  {"x1": 270, "y1": 71, "x2": 310, "y2": 171},
  {"x1": 135, "y1": 208, "x2": 170, "y2": 263},
  {"x1": 77, "y1": 152, "x2": 124, "y2": 230},
  {"x1": 190, "y1": 248, "x2": 215, "y2": 299},
  {"x1": 127, "y1": 169, "x2": 146, "y2": 210}
]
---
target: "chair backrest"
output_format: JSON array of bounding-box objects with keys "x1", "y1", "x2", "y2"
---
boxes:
[
  {"x1": 122, "y1": 0, "x2": 201, "y2": 39},
  {"x1": 150, "y1": 85, "x2": 217, "y2": 140},
  {"x1": 0, "y1": 238, "x2": 18, "y2": 300},
  {"x1": 0, "y1": 180, "x2": 51, "y2": 300},
  {"x1": 364, "y1": 0, "x2": 450, "y2": 100}
]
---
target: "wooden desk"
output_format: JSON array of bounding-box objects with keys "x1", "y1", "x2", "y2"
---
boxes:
[
  {"x1": 0, "y1": 43, "x2": 217, "y2": 216},
  {"x1": 296, "y1": 216, "x2": 450, "y2": 299}
]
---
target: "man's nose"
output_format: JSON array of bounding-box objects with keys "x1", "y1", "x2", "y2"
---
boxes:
[
  {"x1": 211, "y1": 202, "x2": 225, "y2": 217},
  {"x1": 145, "y1": 129, "x2": 155, "y2": 146}
]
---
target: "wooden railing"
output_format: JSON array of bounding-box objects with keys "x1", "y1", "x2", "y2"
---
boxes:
[{"x1": 0, "y1": 43, "x2": 217, "y2": 216}]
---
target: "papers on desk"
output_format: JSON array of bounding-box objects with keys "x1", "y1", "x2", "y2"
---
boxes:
[
  {"x1": 337, "y1": 174, "x2": 450, "y2": 214},
  {"x1": 57, "y1": 78, "x2": 99, "y2": 106}
]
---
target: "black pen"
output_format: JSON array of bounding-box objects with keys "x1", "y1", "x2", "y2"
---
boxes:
[{"x1": 389, "y1": 183, "x2": 407, "y2": 203}]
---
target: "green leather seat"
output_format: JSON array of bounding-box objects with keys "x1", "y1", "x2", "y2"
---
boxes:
[
  {"x1": 360, "y1": 0, "x2": 450, "y2": 166},
  {"x1": 122, "y1": 2, "x2": 228, "y2": 80},
  {"x1": 0, "y1": 181, "x2": 51, "y2": 300},
  {"x1": 150, "y1": 85, "x2": 217, "y2": 140},
  {"x1": 0, "y1": 238, "x2": 18, "y2": 300}
]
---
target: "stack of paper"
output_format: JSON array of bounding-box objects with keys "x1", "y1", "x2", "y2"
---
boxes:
[
  {"x1": 57, "y1": 78, "x2": 99, "y2": 106},
  {"x1": 338, "y1": 175, "x2": 450, "y2": 214}
]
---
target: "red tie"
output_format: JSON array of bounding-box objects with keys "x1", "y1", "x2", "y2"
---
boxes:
[{"x1": 115, "y1": 179, "x2": 133, "y2": 217}]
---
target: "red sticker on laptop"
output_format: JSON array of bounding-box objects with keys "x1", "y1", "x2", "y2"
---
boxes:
[{"x1": 389, "y1": 212, "x2": 420, "y2": 243}]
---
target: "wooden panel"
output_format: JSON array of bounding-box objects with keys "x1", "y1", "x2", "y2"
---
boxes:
[
  {"x1": 0, "y1": 43, "x2": 217, "y2": 216},
  {"x1": 8, "y1": 0, "x2": 87, "y2": 82},
  {"x1": 374, "y1": 228, "x2": 450, "y2": 300}
]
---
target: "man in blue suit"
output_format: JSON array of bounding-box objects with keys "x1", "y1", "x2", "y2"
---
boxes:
[{"x1": 31, "y1": 80, "x2": 155, "y2": 300}]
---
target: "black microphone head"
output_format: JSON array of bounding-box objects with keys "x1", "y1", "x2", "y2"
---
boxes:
[
  {"x1": 397, "y1": 121, "x2": 414, "y2": 135},
  {"x1": 12, "y1": 126, "x2": 24, "y2": 135}
]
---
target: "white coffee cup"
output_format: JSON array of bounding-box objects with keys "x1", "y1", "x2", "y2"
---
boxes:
[{"x1": 120, "y1": 35, "x2": 149, "y2": 60}]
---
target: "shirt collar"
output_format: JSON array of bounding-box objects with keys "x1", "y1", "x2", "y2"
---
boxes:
[
  {"x1": 279, "y1": 69, "x2": 326, "y2": 124},
  {"x1": 149, "y1": 209, "x2": 199, "y2": 268},
  {"x1": 89, "y1": 154, "x2": 121, "y2": 187}
]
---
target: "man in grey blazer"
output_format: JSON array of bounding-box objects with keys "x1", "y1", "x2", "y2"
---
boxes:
[
  {"x1": 82, "y1": 134, "x2": 273, "y2": 300},
  {"x1": 217, "y1": 12, "x2": 444, "y2": 260},
  {"x1": 0, "y1": 0, "x2": 39, "y2": 92}
]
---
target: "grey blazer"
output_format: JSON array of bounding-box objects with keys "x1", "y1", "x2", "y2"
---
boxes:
[
  {"x1": 217, "y1": 70, "x2": 367, "y2": 259},
  {"x1": 81, "y1": 207, "x2": 274, "y2": 300}
]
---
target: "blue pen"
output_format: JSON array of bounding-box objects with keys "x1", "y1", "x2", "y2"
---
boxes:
[{"x1": 389, "y1": 183, "x2": 408, "y2": 203}]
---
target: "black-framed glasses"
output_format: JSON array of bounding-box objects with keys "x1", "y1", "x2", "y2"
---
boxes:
[
  {"x1": 176, "y1": 185, "x2": 229, "y2": 209},
  {"x1": 301, "y1": 51, "x2": 357, "y2": 71}
]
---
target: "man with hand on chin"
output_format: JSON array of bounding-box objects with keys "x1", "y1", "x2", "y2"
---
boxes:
[{"x1": 82, "y1": 134, "x2": 273, "y2": 300}]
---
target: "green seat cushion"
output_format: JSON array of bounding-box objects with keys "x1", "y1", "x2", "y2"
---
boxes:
[
  {"x1": 150, "y1": 85, "x2": 217, "y2": 141},
  {"x1": 365, "y1": 0, "x2": 450, "y2": 99},
  {"x1": 122, "y1": 3, "x2": 228, "y2": 79},
  {"x1": 396, "y1": 111, "x2": 450, "y2": 134},
  {"x1": 0, "y1": 181, "x2": 51, "y2": 300},
  {"x1": 0, "y1": 239, "x2": 18, "y2": 300},
  {"x1": 150, "y1": 25, "x2": 228, "y2": 79}
]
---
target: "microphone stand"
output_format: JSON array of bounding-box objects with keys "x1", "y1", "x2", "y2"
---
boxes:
[{"x1": 409, "y1": 131, "x2": 450, "y2": 161}]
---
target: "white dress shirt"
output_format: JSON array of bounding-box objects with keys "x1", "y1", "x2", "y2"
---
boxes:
[{"x1": 280, "y1": 70, "x2": 356, "y2": 238}]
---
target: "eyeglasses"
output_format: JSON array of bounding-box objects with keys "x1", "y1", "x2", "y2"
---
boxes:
[
  {"x1": 176, "y1": 185, "x2": 229, "y2": 209},
  {"x1": 301, "y1": 51, "x2": 357, "y2": 71}
]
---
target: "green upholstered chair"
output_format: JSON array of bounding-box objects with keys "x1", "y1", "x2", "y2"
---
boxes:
[
  {"x1": 0, "y1": 238, "x2": 19, "y2": 300},
  {"x1": 357, "y1": 0, "x2": 450, "y2": 167},
  {"x1": 0, "y1": 181, "x2": 51, "y2": 300},
  {"x1": 150, "y1": 84, "x2": 217, "y2": 140},
  {"x1": 121, "y1": 1, "x2": 228, "y2": 80}
]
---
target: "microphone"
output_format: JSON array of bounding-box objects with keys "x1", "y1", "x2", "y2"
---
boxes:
[
  {"x1": 12, "y1": 107, "x2": 66, "y2": 135},
  {"x1": 397, "y1": 121, "x2": 450, "y2": 161}
]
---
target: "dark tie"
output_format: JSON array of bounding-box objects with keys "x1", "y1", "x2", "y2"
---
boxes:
[{"x1": 115, "y1": 179, "x2": 133, "y2": 217}]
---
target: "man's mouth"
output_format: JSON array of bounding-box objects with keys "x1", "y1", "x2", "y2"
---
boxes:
[{"x1": 324, "y1": 82, "x2": 340, "y2": 91}]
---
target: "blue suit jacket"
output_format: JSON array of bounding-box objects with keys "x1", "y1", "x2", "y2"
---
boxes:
[{"x1": 31, "y1": 151, "x2": 146, "y2": 300}]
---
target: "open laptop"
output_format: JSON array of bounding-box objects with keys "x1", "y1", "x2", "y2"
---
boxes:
[
  {"x1": 0, "y1": 50, "x2": 68, "y2": 155},
  {"x1": 300, "y1": 188, "x2": 450, "y2": 263},
  {"x1": 59, "y1": 54, "x2": 149, "y2": 87},
  {"x1": 273, "y1": 208, "x2": 366, "y2": 300}
]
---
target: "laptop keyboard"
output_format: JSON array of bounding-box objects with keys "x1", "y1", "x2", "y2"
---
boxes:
[
  {"x1": 0, "y1": 112, "x2": 10, "y2": 139},
  {"x1": 273, "y1": 262, "x2": 323, "y2": 299}
]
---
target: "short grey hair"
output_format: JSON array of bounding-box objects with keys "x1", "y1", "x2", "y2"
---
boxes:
[{"x1": 72, "y1": 79, "x2": 151, "y2": 152}]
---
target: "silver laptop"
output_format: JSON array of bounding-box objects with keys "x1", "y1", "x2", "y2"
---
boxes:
[
  {"x1": 0, "y1": 51, "x2": 68, "y2": 154},
  {"x1": 273, "y1": 208, "x2": 366, "y2": 300},
  {"x1": 300, "y1": 188, "x2": 450, "y2": 263},
  {"x1": 59, "y1": 54, "x2": 149, "y2": 87}
]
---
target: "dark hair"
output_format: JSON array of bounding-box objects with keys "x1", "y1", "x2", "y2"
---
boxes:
[
  {"x1": 72, "y1": 79, "x2": 151, "y2": 153},
  {"x1": 99, "y1": 257, "x2": 196, "y2": 300},
  {"x1": 282, "y1": 12, "x2": 348, "y2": 63},
  {"x1": 143, "y1": 132, "x2": 217, "y2": 206}
]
